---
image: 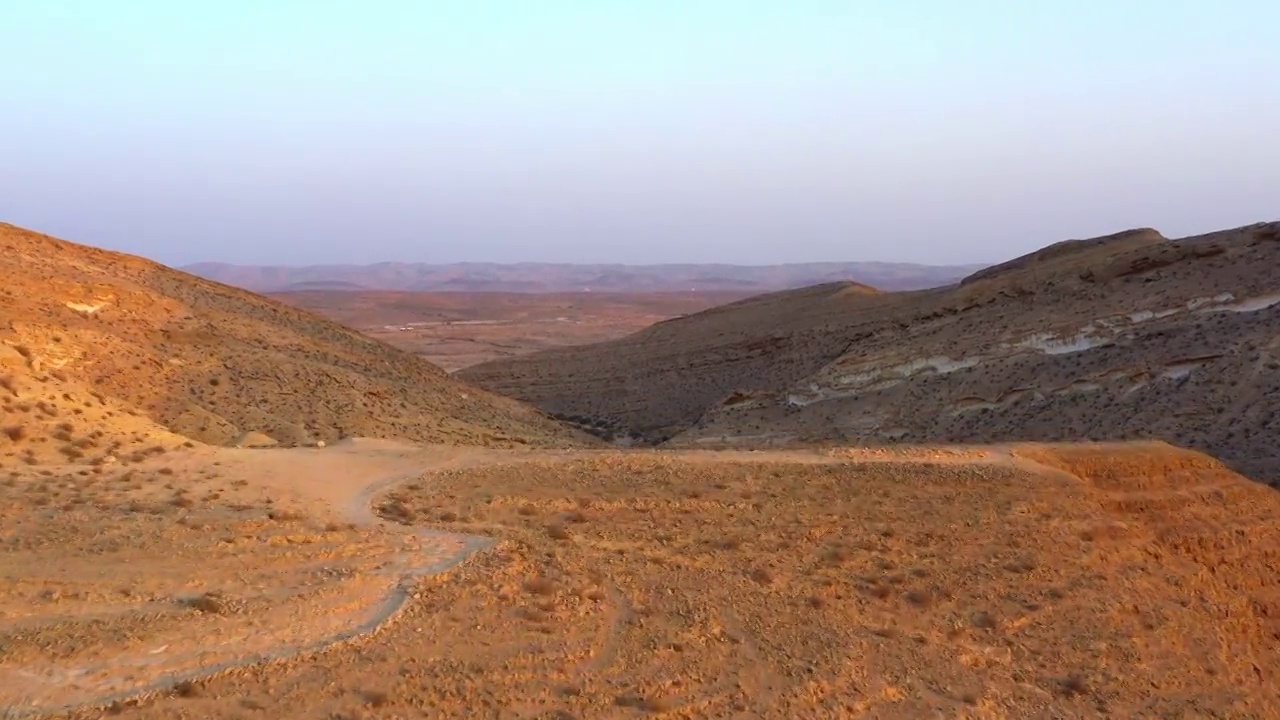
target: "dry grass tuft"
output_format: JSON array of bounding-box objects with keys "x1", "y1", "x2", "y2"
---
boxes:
[
  {"x1": 559, "y1": 509, "x2": 587, "y2": 524},
  {"x1": 172, "y1": 680, "x2": 200, "y2": 698},
  {"x1": 516, "y1": 606, "x2": 549, "y2": 623},
  {"x1": 523, "y1": 577, "x2": 557, "y2": 596},
  {"x1": 971, "y1": 610, "x2": 998, "y2": 629},
  {"x1": 381, "y1": 499, "x2": 415, "y2": 523},
  {"x1": 615, "y1": 694, "x2": 672, "y2": 713},
  {"x1": 182, "y1": 592, "x2": 226, "y2": 615},
  {"x1": 864, "y1": 583, "x2": 892, "y2": 600},
  {"x1": 1056, "y1": 674, "x2": 1089, "y2": 698},
  {"x1": 711, "y1": 536, "x2": 742, "y2": 551},
  {"x1": 904, "y1": 589, "x2": 933, "y2": 607},
  {"x1": 819, "y1": 545, "x2": 849, "y2": 564}
]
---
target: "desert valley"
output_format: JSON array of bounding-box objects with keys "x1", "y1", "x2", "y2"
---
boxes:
[{"x1": 4, "y1": 219, "x2": 1280, "y2": 719}]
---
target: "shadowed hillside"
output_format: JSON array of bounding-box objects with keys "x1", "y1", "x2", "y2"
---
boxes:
[
  {"x1": 459, "y1": 221, "x2": 1280, "y2": 483},
  {"x1": 0, "y1": 222, "x2": 587, "y2": 464}
]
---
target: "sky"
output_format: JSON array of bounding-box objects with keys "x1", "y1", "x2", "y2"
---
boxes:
[{"x1": 2, "y1": 1, "x2": 1277, "y2": 267}]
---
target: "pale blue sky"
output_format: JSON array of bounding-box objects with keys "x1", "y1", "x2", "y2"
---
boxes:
[{"x1": 2, "y1": 1, "x2": 1276, "y2": 266}]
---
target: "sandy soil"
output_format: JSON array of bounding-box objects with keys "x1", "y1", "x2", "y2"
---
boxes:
[
  {"x1": 5, "y1": 441, "x2": 1279, "y2": 719},
  {"x1": 0, "y1": 440, "x2": 530, "y2": 716}
]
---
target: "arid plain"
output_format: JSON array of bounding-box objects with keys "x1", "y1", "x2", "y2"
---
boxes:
[
  {"x1": 4, "y1": 220, "x2": 1280, "y2": 719},
  {"x1": 269, "y1": 290, "x2": 748, "y2": 371}
]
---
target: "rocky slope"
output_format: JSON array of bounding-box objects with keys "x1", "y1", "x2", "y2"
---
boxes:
[
  {"x1": 0, "y1": 222, "x2": 586, "y2": 466},
  {"x1": 459, "y1": 221, "x2": 1280, "y2": 483}
]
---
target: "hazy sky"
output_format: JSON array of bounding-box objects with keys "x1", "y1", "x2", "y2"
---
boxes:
[{"x1": 2, "y1": 2, "x2": 1277, "y2": 267}]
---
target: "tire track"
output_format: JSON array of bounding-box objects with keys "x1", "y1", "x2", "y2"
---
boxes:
[{"x1": 2, "y1": 462, "x2": 497, "y2": 720}]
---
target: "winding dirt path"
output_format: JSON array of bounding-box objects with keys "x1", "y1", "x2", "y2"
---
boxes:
[
  {"x1": 1, "y1": 441, "x2": 552, "y2": 718},
  {"x1": 4, "y1": 441, "x2": 1024, "y2": 718}
]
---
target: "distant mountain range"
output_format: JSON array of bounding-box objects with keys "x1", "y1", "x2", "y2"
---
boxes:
[{"x1": 180, "y1": 260, "x2": 989, "y2": 293}]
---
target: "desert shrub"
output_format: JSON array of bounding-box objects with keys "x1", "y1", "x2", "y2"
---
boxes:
[
  {"x1": 523, "y1": 577, "x2": 557, "y2": 595},
  {"x1": 182, "y1": 592, "x2": 225, "y2": 614},
  {"x1": 173, "y1": 681, "x2": 200, "y2": 698},
  {"x1": 1056, "y1": 675, "x2": 1089, "y2": 697}
]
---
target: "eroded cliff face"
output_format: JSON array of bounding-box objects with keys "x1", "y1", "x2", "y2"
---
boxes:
[
  {"x1": 462, "y1": 221, "x2": 1280, "y2": 484},
  {"x1": 674, "y1": 222, "x2": 1280, "y2": 483}
]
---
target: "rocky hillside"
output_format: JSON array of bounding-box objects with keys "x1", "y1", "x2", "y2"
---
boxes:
[
  {"x1": 0, "y1": 222, "x2": 587, "y2": 466},
  {"x1": 460, "y1": 221, "x2": 1280, "y2": 484},
  {"x1": 461, "y1": 281, "x2": 890, "y2": 441}
]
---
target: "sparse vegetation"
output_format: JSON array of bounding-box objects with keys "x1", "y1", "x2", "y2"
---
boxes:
[
  {"x1": 172, "y1": 680, "x2": 200, "y2": 698},
  {"x1": 3, "y1": 219, "x2": 1280, "y2": 717},
  {"x1": 522, "y1": 577, "x2": 557, "y2": 596},
  {"x1": 182, "y1": 592, "x2": 227, "y2": 615}
]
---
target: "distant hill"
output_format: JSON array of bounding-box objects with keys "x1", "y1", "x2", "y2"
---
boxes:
[
  {"x1": 181, "y1": 260, "x2": 987, "y2": 294},
  {"x1": 0, "y1": 222, "x2": 588, "y2": 464},
  {"x1": 458, "y1": 221, "x2": 1280, "y2": 485},
  {"x1": 282, "y1": 280, "x2": 370, "y2": 291}
]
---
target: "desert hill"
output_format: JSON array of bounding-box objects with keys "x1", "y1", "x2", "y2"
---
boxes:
[
  {"x1": 0, "y1": 222, "x2": 586, "y2": 464},
  {"x1": 460, "y1": 281, "x2": 894, "y2": 441},
  {"x1": 459, "y1": 221, "x2": 1280, "y2": 484},
  {"x1": 182, "y1": 259, "x2": 985, "y2": 294}
]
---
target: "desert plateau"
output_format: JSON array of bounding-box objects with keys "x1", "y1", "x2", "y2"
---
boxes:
[
  {"x1": 4, "y1": 220, "x2": 1280, "y2": 719},
  {"x1": 269, "y1": 290, "x2": 749, "y2": 371}
]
